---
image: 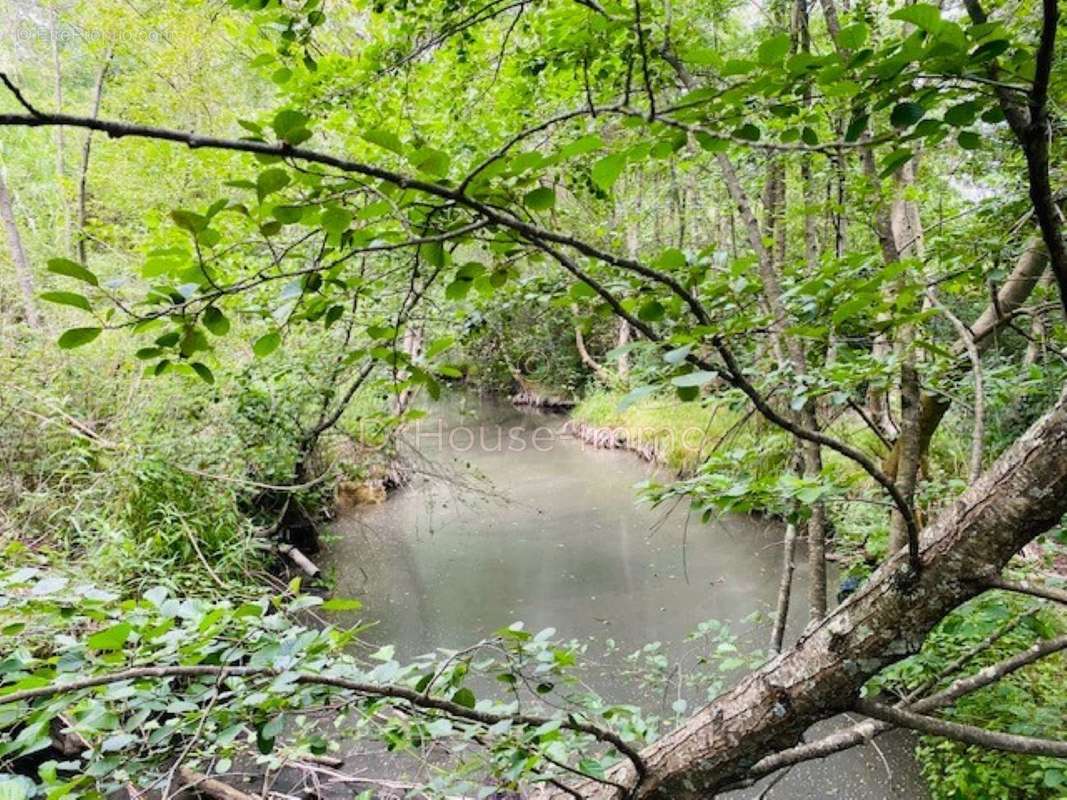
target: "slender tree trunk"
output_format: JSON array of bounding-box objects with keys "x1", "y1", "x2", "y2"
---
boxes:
[
  {"x1": 719, "y1": 152, "x2": 828, "y2": 618},
  {"x1": 616, "y1": 319, "x2": 631, "y2": 379},
  {"x1": 393, "y1": 324, "x2": 424, "y2": 416},
  {"x1": 769, "y1": 523, "x2": 797, "y2": 654},
  {"x1": 614, "y1": 194, "x2": 642, "y2": 380},
  {"x1": 573, "y1": 304, "x2": 612, "y2": 382},
  {"x1": 0, "y1": 169, "x2": 41, "y2": 329},
  {"x1": 49, "y1": 7, "x2": 70, "y2": 254},
  {"x1": 76, "y1": 51, "x2": 112, "y2": 265},
  {"x1": 886, "y1": 160, "x2": 925, "y2": 552}
]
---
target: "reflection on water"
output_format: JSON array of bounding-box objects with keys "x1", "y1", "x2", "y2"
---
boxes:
[{"x1": 321, "y1": 394, "x2": 928, "y2": 799}]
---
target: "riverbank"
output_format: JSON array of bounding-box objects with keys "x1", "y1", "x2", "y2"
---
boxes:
[{"x1": 567, "y1": 389, "x2": 753, "y2": 474}]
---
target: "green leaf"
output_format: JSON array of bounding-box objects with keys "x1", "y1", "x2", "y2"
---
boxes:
[
  {"x1": 757, "y1": 33, "x2": 791, "y2": 65},
  {"x1": 676, "y1": 384, "x2": 699, "y2": 402},
  {"x1": 362, "y1": 128, "x2": 404, "y2": 155},
  {"x1": 695, "y1": 132, "x2": 728, "y2": 152},
  {"x1": 321, "y1": 206, "x2": 354, "y2": 236},
  {"x1": 421, "y1": 241, "x2": 446, "y2": 268},
  {"x1": 272, "y1": 204, "x2": 305, "y2": 224},
  {"x1": 87, "y1": 622, "x2": 132, "y2": 651},
  {"x1": 58, "y1": 327, "x2": 102, "y2": 349},
  {"x1": 569, "y1": 281, "x2": 596, "y2": 300},
  {"x1": 832, "y1": 295, "x2": 873, "y2": 323},
  {"x1": 524, "y1": 187, "x2": 556, "y2": 210},
  {"x1": 971, "y1": 39, "x2": 1010, "y2": 61},
  {"x1": 837, "y1": 22, "x2": 869, "y2": 49},
  {"x1": 256, "y1": 168, "x2": 290, "y2": 202},
  {"x1": 252, "y1": 331, "x2": 282, "y2": 358},
  {"x1": 445, "y1": 280, "x2": 471, "y2": 300},
  {"x1": 40, "y1": 291, "x2": 92, "y2": 312},
  {"x1": 171, "y1": 210, "x2": 207, "y2": 232},
  {"x1": 638, "y1": 300, "x2": 665, "y2": 321},
  {"x1": 943, "y1": 101, "x2": 978, "y2": 127},
  {"x1": 410, "y1": 147, "x2": 450, "y2": 178},
  {"x1": 890, "y1": 102, "x2": 925, "y2": 129},
  {"x1": 591, "y1": 154, "x2": 626, "y2": 191},
  {"x1": 681, "y1": 47, "x2": 719, "y2": 65},
  {"x1": 202, "y1": 307, "x2": 231, "y2": 336},
  {"x1": 671, "y1": 370, "x2": 716, "y2": 388},
  {"x1": 452, "y1": 688, "x2": 476, "y2": 708},
  {"x1": 190, "y1": 362, "x2": 215, "y2": 384},
  {"x1": 957, "y1": 130, "x2": 981, "y2": 150},
  {"x1": 272, "y1": 109, "x2": 309, "y2": 143},
  {"x1": 733, "y1": 123, "x2": 761, "y2": 142},
  {"x1": 47, "y1": 257, "x2": 98, "y2": 286},
  {"x1": 889, "y1": 3, "x2": 942, "y2": 32},
  {"x1": 321, "y1": 598, "x2": 363, "y2": 612},
  {"x1": 845, "y1": 113, "x2": 869, "y2": 142},
  {"x1": 879, "y1": 147, "x2": 914, "y2": 177},
  {"x1": 654, "y1": 248, "x2": 686, "y2": 269},
  {"x1": 559, "y1": 134, "x2": 603, "y2": 159},
  {"x1": 425, "y1": 335, "x2": 455, "y2": 359}
]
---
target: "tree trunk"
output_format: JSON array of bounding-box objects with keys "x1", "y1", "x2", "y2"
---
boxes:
[
  {"x1": 0, "y1": 169, "x2": 40, "y2": 329},
  {"x1": 76, "y1": 51, "x2": 112, "y2": 265},
  {"x1": 886, "y1": 160, "x2": 924, "y2": 553},
  {"x1": 616, "y1": 319, "x2": 631, "y2": 379},
  {"x1": 718, "y1": 152, "x2": 829, "y2": 619},
  {"x1": 49, "y1": 7, "x2": 70, "y2": 254},
  {"x1": 769, "y1": 523, "x2": 797, "y2": 654},
  {"x1": 884, "y1": 239, "x2": 1048, "y2": 479},
  {"x1": 535, "y1": 386, "x2": 1067, "y2": 799}
]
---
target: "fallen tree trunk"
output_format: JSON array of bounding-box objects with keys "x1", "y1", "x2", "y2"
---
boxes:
[{"x1": 534, "y1": 386, "x2": 1067, "y2": 799}]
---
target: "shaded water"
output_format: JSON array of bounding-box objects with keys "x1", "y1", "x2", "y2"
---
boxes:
[{"x1": 322, "y1": 395, "x2": 927, "y2": 798}]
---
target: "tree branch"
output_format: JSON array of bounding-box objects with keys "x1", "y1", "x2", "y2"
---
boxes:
[
  {"x1": 1, "y1": 664, "x2": 648, "y2": 784},
  {"x1": 986, "y1": 575, "x2": 1067, "y2": 606},
  {"x1": 855, "y1": 698, "x2": 1067, "y2": 757}
]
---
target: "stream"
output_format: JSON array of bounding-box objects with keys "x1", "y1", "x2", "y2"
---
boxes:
[{"x1": 321, "y1": 395, "x2": 928, "y2": 798}]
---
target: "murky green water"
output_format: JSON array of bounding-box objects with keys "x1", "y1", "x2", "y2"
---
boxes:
[{"x1": 322, "y1": 395, "x2": 927, "y2": 798}]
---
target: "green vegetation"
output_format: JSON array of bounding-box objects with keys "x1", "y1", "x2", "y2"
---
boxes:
[{"x1": 572, "y1": 389, "x2": 749, "y2": 472}]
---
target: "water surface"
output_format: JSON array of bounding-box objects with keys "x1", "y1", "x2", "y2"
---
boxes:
[{"x1": 322, "y1": 395, "x2": 927, "y2": 798}]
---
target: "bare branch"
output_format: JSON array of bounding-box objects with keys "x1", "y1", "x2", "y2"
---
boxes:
[
  {"x1": 855, "y1": 698, "x2": 1067, "y2": 757},
  {"x1": 986, "y1": 576, "x2": 1067, "y2": 606},
  {"x1": 0, "y1": 72, "x2": 43, "y2": 116}
]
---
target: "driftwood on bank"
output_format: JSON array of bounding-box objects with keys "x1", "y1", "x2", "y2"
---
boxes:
[{"x1": 509, "y1": 390, "x2": 576, "y2": 409}]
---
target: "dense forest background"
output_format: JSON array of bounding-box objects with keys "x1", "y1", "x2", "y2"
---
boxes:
[{"x1": 1, "y1": 0, "x2": 1066, "y2": 798}]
